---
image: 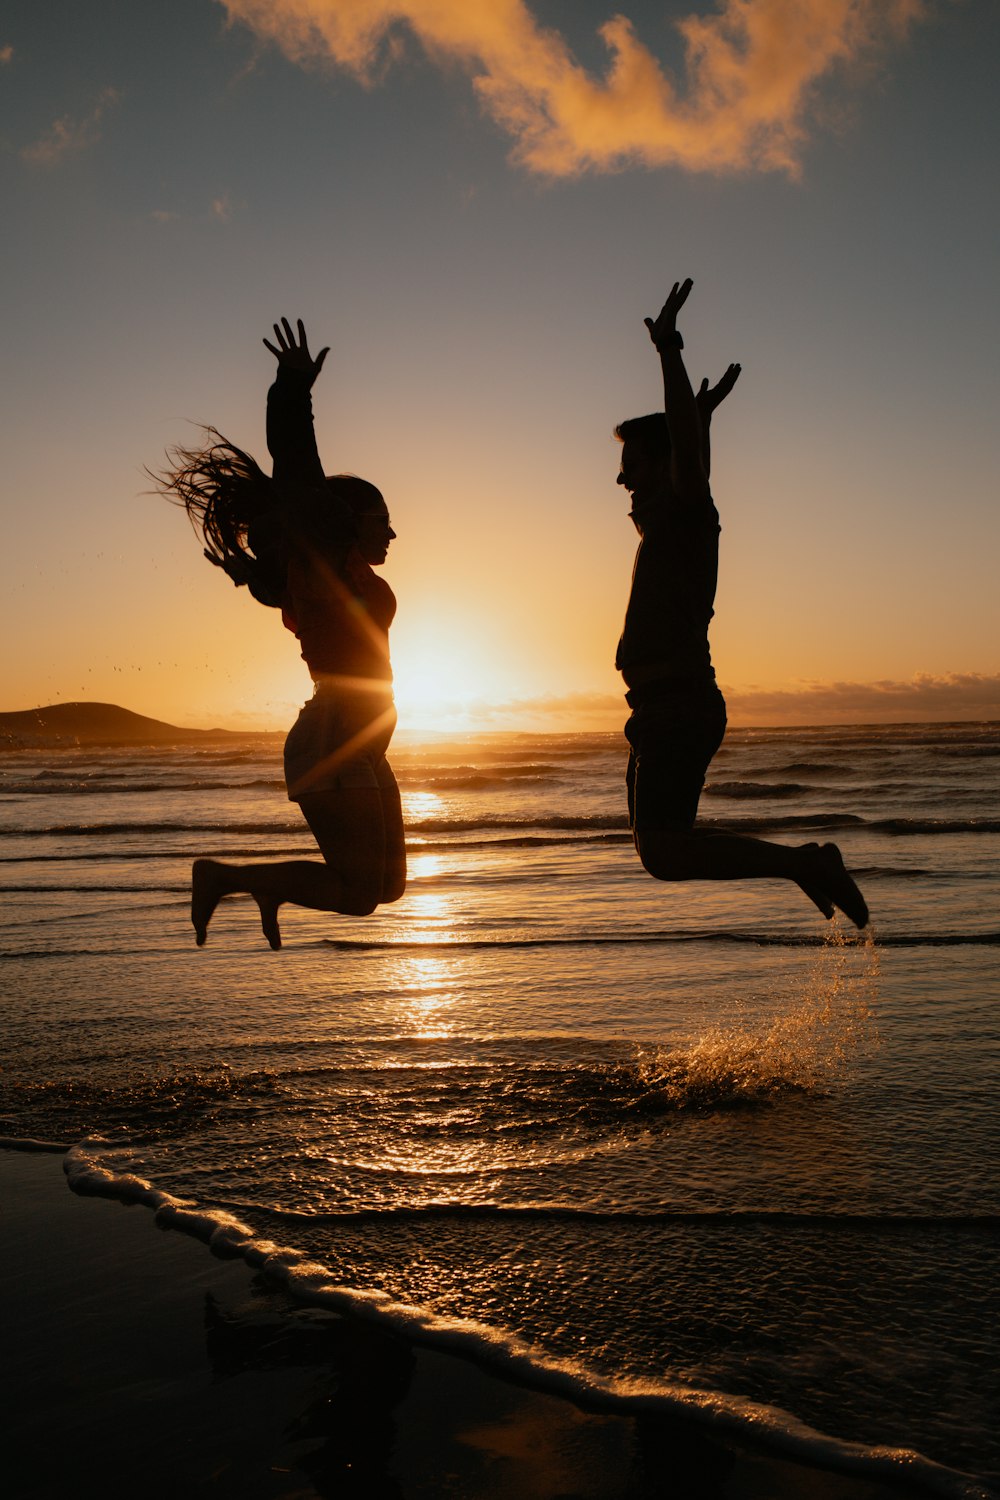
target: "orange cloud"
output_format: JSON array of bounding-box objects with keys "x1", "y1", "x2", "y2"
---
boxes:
[
  {"x1": 22, "y1": 86, "x2": 120, "y2": 167},
  {"x1": 219, "y1": 0, "x2": 926, "y2": 175}
]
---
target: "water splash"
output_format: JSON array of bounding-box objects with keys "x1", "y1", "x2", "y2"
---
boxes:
[{"x1": 633, "y1": 924, "x2": 880, "y2": 1110}]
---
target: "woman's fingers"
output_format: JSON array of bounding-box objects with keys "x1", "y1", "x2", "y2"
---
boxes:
[{"x1": 263, "y1": 318, "x2": 327, "y2": 379}]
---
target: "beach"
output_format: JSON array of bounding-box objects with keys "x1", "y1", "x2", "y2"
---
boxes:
[
  {"x1": 2, "y1": 1150, "x2": 924, "y2": 1500},
  {"x1": 5, "y1": 0, "x2": 999, "y2": 1488},
  {"x1": 2, "y1": 723, "x2": 998, "y2": 1497}
]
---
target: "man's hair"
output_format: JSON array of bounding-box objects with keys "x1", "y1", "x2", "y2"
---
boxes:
[{"x1": 613, "y1": 412, "x2": 670, "y2": 456}]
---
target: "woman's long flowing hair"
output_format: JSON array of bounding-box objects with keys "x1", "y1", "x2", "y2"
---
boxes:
[{"x1": 152, "y1": 430, "x2": 286, "y2": 604}]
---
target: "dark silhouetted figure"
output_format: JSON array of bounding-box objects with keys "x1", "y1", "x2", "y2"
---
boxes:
[
  {"x1": 157, "y1": 319, "x2": 406, "y2": 948},
  {"x1": 614, "y1": 280, "x2": 868, "y2": 927}
]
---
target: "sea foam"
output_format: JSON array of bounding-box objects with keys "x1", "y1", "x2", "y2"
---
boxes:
[{"x1": 58, "y1": 1135, "x2": 991, "y2": 1500}]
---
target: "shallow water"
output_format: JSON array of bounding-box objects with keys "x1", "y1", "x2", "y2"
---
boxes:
[{"x1": 2, "y1": 722, "x2": 998, "y2": 1494}]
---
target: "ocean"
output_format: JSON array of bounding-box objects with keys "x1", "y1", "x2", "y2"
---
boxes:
[{"x1": 1, "y1": 719, "x2": 997, "y2": 1496}]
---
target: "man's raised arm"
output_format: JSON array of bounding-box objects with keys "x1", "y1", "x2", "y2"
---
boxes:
[
  {"x1": 696, "y1": 363, "x2": 742, "y2": 480},
  {"x1": 644, "y1": 279, "x2": 708, "y2": 502}
]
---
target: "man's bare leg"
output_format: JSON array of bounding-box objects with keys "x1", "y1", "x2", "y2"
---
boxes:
[{"x1": 634, "y1": 831, "x2": 868, "y2": 928}]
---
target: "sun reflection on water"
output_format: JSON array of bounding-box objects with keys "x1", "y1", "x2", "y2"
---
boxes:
[
  {"x1": 406, "y1": 851, "x2": 452, "y2": 945},
  {"x1": 402, "y1": 789, "x2": 445, "y2": 821},
  {"x1": 394, "y1": 851, "x2": 460, "y2": 1037},
  {"x1": 396, "y1": 955, "x2": 458, "y2": 1039}
]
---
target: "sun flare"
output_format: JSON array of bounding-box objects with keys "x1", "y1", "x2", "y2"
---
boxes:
[{"x1": 391, "y1": 631, "x2": 502, "y2": 733}]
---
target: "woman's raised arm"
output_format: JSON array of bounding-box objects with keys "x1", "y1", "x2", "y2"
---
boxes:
[{"x1": 264, "y1": 317, "x2": 329, "y2": 490}]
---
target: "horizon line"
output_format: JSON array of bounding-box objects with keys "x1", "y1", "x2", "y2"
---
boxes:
[{"x1": 2, "y1": 698, "x2": 998, "y2": 740}]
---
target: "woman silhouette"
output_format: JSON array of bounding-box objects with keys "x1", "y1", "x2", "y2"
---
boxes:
[{"x1": 158, "y1": 319, "x2": 405, "y2": 949}]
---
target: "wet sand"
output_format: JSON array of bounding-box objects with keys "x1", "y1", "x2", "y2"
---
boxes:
[{"x1": 0, "y1": 1151, "x2": 922, "y2": 1499}]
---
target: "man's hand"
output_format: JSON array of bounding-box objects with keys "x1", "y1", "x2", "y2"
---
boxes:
[
  {"x1": 644, "y1": 279, "x2": 693, "y2": 350},
  {"x1": 263, "y1": 317, "x2": 329, "y2": 387},
  {"x1": 697, "y1": 363, "x2": 742, "y2": 420}
]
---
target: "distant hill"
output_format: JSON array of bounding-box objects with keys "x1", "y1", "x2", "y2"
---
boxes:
[{"x1": 0, "y1": 702, "x2": 259, "y2": 747}]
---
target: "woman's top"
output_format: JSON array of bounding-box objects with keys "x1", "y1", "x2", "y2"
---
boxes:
[{"x1": 266, "y1": 366, "x2": 395, "y2": 688}]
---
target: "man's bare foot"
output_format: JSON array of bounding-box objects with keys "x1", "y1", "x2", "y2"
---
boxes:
[
  {"x1": 255, "y1": 896, "x2": 282, "y2": 951},
  {"x1": 191, "y1": 859, "x2": 227, "y2": 946},
  {"x1": 801, "y1": 843, "x2": 869, "y2": 929},
  {"x1": 798, "y1": 881, "x2": 835, "y2": 920},
  {"x1": 795, "y1": 843, "x2": 835, "y2": 919}
]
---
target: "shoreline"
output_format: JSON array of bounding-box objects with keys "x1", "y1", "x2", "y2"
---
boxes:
[{"x1": 0, "y1": 1150, "x2": 966, "y2": 1500}]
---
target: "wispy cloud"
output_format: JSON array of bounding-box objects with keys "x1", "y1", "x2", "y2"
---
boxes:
[
  {"x1": 723, "y1": 672, "x2": 1000, "y2": 726},
  {"x1": 428, "y1": 673, "x2": 1000, "y2": 732},
  {"x1": 1, "y1": 43, "x2": 14, "y2": 66},
  {"x1": 22, "y1": 86, "x2": 120, "y2": 167},
  {"x1": 149, "y1": 198, "x2": 236, "y2": 225},
  {"x1": 473, "y1": 690, "x2": 624, "y2": 731},
  {"x1": 219, "y1": 0, "x2": 926, "y2": 176}
]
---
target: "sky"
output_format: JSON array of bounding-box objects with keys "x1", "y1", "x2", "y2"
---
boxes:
[{"x1": 1, "y1": 0, "x2": 998, "y2": 732}]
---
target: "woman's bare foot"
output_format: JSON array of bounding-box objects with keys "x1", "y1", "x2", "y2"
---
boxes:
[
  {"x1": 254, "y1": 896, "x2": 282, "y2": 951},
  {"x1": 256, "y1": 894, "x2": 283, "y2": 954},
  {"x1": 191, "y1": 859, "x2": 228, "y2": 946},
  {"x1": 800, "y1": 842, "x2": 869, "y2": 928}
]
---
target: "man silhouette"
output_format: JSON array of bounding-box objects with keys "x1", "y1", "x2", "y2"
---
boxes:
[{"x1": 614, "y1": 279, "x2": 868, "y2": 927}]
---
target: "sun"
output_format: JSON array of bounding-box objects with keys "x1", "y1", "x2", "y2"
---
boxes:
[
  {"x1": 391, "y1": 656, "x2": 484, "y2": 733},
  {"x1": 389, "y1": 614, "x2": 596, "y2": 735},
  {"x1": 390, "y1": 622, "x2": 505, "y2": 734}
]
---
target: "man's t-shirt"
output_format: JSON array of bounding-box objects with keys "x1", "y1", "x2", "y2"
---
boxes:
[{"x1": 616, "y1": 493, "x2": 720, "y2": 687}]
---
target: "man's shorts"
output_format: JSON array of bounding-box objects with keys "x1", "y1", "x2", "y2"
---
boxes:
[
  {"x1": 284, "y1": 684, "x2": 397, "y2": 802},
  {"x1": 624, "y1": 678, "x2": 727, "y2": 832}
]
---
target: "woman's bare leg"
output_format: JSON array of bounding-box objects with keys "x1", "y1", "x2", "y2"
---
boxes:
[
  {"x1": 376, "y1": 765, "x2": 407, "y2": 904},
  {"x1": 191, "y1": 784, "x2": 399, "y2": 949}
]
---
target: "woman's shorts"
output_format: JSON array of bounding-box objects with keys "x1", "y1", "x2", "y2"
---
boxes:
[
  {"x1": 624, "y1": 678, "x2": 727, "y2": 832},
  {"x1": 284, "y1": 685, "x2": 397, "y2": 802}
]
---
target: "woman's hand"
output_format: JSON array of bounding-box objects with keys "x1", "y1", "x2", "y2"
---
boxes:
[
  {"x1": 263, "y1": 317, "x2": 329, "y2": 387},
  {"x1": 644, "y1": 279, "x2": 693, "y2": 350}
]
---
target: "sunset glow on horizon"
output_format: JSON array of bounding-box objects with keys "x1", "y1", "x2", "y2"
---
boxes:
[{"x1": 2, "y1": 1, "x2": 998, "y2": 732}]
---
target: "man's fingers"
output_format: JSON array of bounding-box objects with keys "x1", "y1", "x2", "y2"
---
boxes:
[
  {"x1": 701, "y1": 363, "x2": 742, "y2": 409},
  {"x1": 315, "y1": 346, "x2": 330, "y2": 371},
  {"x1": 262, "y1": 338, "x2": 280, "y2": 357}
]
